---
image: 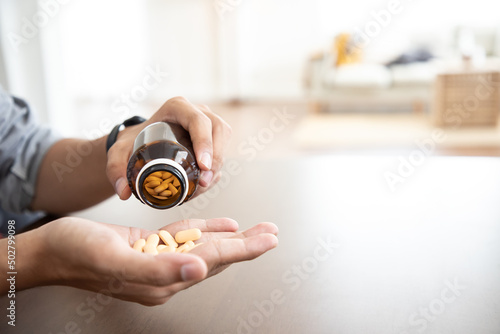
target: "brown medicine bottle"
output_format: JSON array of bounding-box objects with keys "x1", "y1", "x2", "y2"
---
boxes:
[{"x1": 126, "y1": 122, "x2": 200, "y2": 209}]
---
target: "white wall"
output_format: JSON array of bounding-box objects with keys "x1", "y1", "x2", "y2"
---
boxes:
[
  {"x1": 0, "y1": 0, "x2": 50, "y2": 123},
  {"x1": 1, "y1": 0, "x2": 500, "y2": 134}
]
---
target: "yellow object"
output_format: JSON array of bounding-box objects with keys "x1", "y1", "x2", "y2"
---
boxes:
[
  {"x1": 176, "y1": 241, "x2": 195, "y2": 253},
  {"x1": 159, "y1": 230, "x2": 178, "y2": 248},
  {"x1": 333, "y1": 33, "x2": 362, "y2": 66},
  {"x1": 133, "y1": 229, "x2": 202, "y2": 255},
  {"x1": 133, "y1": 239, "x2": 146, "y2": 252},
  {"x1": 159, "y1": 190, "x2": 172, "y2": 197},
  {"x1": 168, "y1": 183, "x2": 178, "y2": 195},
  {"x1": 175, "y1": 228, "x2": 202, "y2": 244},
  {"x1": 145, "y1": 180, "x2": 161, "y2": 188},
  {"x1": 144, "y1": 234, "x2": 160, "y2": 255}
]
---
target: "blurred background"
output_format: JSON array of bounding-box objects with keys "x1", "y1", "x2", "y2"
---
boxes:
[{"x1": 1, "y1": 0, "x2": 500, "y2": 157}]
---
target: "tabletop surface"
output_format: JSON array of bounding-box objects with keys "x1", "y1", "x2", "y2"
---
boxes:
[{"x1": 2, "y1": 155, "x2": 500, "y2": 334}]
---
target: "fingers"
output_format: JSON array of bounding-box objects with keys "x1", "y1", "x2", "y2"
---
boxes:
[
  {"x1": 192, "y1": 233, "x2": 279, "y2": 270},
  {"x1": 157, "y1": 97, "x2": 214, "y2": 171},
  {"x1": 196, "y1": 222, "x2": 279, "y2": 243},
  {"x1": 239, "y1": 222, "x2": 279, "y2": 238},
  {"x1": 106, "y1": 140, "x2": 133, "y2": 200},
  {"x1": 112, "y1": 249, "x2": 208, "y2": 287},
  {"x1": 196, "y1": 105, "x2": 232, "y2": 187},
  {"x1": 160, "y1": 218, "x2": 239, "y2": 235}
]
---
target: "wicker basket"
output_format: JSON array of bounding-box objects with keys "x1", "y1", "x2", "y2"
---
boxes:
[{"x1": 432, "y1": 71, "x2": 500, "y2": 127}]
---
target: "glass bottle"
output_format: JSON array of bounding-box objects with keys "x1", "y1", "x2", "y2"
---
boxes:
[{"x1": 126, "y1": 122, "x2": 200, "y2": 209}]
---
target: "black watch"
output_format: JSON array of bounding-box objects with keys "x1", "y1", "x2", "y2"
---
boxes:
[{"x1": 106, "y1": 116, "x2": 146, "y2": 153}]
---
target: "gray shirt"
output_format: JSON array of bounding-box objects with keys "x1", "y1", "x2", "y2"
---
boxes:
[{"x1": 0, "y1": 87, "x2": 60, "y2": 235}]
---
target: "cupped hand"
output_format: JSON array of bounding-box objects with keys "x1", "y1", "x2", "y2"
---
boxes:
[
  {"x1": 106, "y1": 97, "x2": 232, "y2": 201},
  {"x1": 35, "y1": 217, "x2": 278, "y2": 306}
]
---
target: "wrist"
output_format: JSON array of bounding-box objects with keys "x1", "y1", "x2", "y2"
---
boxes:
[
  {"x1": 106, "y1": 116, "x2": 146, "y2": 153},
  {"x1": 12, "y1": 228, "x2": 52, "y2": 291}
]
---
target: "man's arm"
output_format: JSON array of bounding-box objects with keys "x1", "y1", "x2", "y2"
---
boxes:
[
  {"x1": 30, "y1": 136, "x2": 115, "y2": 214},
  {"x1": 31, "y1": 96, "x2": 232, "y2": 215},
  {"x1": 0, "y1": 217, "x2": 279, "y2": 305}
]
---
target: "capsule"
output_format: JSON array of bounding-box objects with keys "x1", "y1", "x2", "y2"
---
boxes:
[
  {"x1": 175, "y1": 228, "x2": 202, "y2": 244},
  {"x1": 176, "y1": 240, "x2": 195, "y2": 253},
  {"x1": 133, "y1": 239, "x2": 146, "y2": 252},
  {"x1": 144, "y1": 233, "x2": 160, "y2": 254},
  {"x1": 158, "y1": 245, "x2": 176, "y2": 253},
  {"x1": 159, "y1": 230, "x2": 178, "y2": 248}
]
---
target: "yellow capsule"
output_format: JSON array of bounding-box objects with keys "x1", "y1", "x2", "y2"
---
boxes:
[
  {"x1": 145, "y1": 187, "x2": 157, "y2": 195},
  {"x1": 151, "y1": 171, "x2": 163, "y2": 178},
  {"x1": 186, "y1": 242, "x2": 203, "y2": 252},
  {"x1": 132, "y1": 239, "x2": 146, "y2": 252},
  {"x1": 153, "y1": 195, "x2": 168, "y2": 200},
  {"x1": 158, "y1": 245, "x2": 176, "y2": 253},
  {"x1": 175, "y1": 228, "x2": 202, "y2": 243},
  {"x1": 145, "y1": 176, "x2": 163, "y2": 183},
  {"x1": 159, "y1": 190, "x2": 172, "y2": 197},
  {"x1": 173, "y1": 178, "x2": 181, "y2": 187},
  {"x1": 154, "y1": 183, "x2": 168, "y2": 193},
  {"x1": 159, "y1": 230, "x2": 178, "y2": 248},
  {"x1": 162, "y1": 172, "x2": 172, "y2": 179},
  {"x1": 168, "y1": 183, "x2": 178, "y2": 195},
  {"x1": 144, "y1": 234, "x2": 160, "y2": 255},
  {"x1": 145, "y1": 180, "x2": 161, "y2": 188},
  {"x1": 143, "y1": 243, "x2": 158, "y2": 255},
  {"x1": 163, "y1": 176, "x2": 175, "y2": 184},
  {"x1": 146, "y1": 233, "x2": 160, "y2": 247},
  {"x1": 176, "y1": 240, "x2": 195, "y2": 253}
]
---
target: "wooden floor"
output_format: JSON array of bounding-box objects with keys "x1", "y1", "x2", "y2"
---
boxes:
[{"x1": 211, "y1": 102, "x2": 500, "y2": 158}]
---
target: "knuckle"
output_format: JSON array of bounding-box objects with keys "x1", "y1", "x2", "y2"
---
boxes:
[
  {"x1": 168, "y1": 96, "x2": 188, "y2": 105},
  {"x1": 212, "y1": 116, "x2": 232, "y2": 138},
  {"x1": 198, "y1": 104, "x2": 211, "y2": 113},
  {"x1": 189, "y1": 112, "x2": 212, "y2": 129}
]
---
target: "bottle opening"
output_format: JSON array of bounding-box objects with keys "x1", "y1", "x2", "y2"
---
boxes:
[{"x1": 138, "y1": 164, "x2": 186, "y2": 209}]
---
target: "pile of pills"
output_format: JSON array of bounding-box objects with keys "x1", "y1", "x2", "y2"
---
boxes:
[
  {"x1": 143, "y1": 171, "x2": 181, "y2": 200},
  {"x1": 132, "y1": 228, "x2": 202, "y2": 255}
]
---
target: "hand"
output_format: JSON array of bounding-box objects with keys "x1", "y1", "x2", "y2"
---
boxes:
[
  {"x1": 27, "y1": 217, "x2": 278, "y2": 306},
  {"x1": 106, "y1": 96, "x2": 232, "y2": 200}
]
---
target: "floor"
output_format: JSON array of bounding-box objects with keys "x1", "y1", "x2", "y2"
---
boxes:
[{"x1": 209, "y1": 101, "x2": 500, "y2": 159}]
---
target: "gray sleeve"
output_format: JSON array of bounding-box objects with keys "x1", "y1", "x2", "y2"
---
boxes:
[{"x1": 0, "y1": 88, "x2": 61, "y2": 213}]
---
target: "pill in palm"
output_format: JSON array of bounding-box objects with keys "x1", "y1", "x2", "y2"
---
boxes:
[
  {"x1": 132, "y1": 229, "x2": 202, "y2": 255},
  {"x1": 133, "y1": 238, "x2": 146, "y2": 252},
  {"x1": 158, "y1": 245, "x2": 176, "y2": 253},
  {"x1": 144, "y1": 243, "x2": 158, "y2": 255},
  {"x1": 159, "y1": 230, "x2": 178, "y2": 248},
  {"x1": 146, "y1": 233, "x2": 160, "y2": 247},
  {"x1": 175, "y1": 228, "x2": 202, "y2": 243},
  {"x1": 176, "y1": 240, "x2": 195, "y2": 253}
]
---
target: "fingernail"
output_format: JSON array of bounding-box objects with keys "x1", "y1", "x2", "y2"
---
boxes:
[
  {"x1": 200, "y1": 152, "x2": 212, "y2": 170},
  {"x1": 200, "y1": 170, "x2": 214, "y2": 185},
  {"x1": 115, "y1": 177, "x2": 128, "y2": 198},
  {"x1": 181, "y1": 263, "x2": 198, "y2": 282}
]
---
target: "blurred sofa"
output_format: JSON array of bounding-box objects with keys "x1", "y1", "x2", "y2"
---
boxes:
[{"x1": 304, "y1": 26, "x2": 500, "y2": 113}]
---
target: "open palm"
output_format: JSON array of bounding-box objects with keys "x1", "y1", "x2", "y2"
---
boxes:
[{"x1": 37, "y1": 217, "x2": 278, "y2": 305}]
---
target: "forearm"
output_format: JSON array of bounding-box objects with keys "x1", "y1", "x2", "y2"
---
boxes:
[
  {"x1": 0, "y1": 228, "x2": 48, "y2": 294},
  {"x1": 30, "y1": 136, "x2": 115, "y2": 214}
]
